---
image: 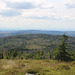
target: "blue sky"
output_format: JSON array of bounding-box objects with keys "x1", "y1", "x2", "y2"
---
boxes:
[{"x1": 0, "y1": 0, "x2": 75, "y2": 31}]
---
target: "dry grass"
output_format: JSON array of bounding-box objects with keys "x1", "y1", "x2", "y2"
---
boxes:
[
  {"x1": 0, "y1": 59, "x2": 75, "y2": 75},
  {"x1": 2, "y1": 60, "x2": 18, "y2": 69}
]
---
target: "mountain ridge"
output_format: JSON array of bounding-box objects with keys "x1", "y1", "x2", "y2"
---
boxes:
[{"x1": 0, "y1": 30, "x2": 75, "y2": 37}]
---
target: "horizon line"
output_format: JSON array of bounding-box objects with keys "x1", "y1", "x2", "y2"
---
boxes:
[{"x1": 0, "y1": 29, "x2": 75, "y2": 31}]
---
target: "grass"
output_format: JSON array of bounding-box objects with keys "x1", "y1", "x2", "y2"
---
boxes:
[{"x1": 0, "y1": 59, "x2": 75, "y2": 75}]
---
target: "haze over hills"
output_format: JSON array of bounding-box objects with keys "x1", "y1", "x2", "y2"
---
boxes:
[{"x1": 0, "y1": 30, "x2": 75, "y2": 37}]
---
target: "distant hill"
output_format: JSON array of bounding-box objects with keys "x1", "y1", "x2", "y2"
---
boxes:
[{"x1": 0, "y1": 30, "x2": 75, "y2": 37}]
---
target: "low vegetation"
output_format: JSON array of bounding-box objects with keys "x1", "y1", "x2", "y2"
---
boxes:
[{"x1": 0, "y1": 59, "x2": 75, "y2": 75}]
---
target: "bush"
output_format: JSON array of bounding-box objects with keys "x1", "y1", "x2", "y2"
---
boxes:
[
  {"x1": 71, "y1": 61, "x2": 75, "y2": 66},
  {"x1": 26, "y1": 68, "x2": 39, "y2": 74},
  {"x1": 53, "y1": 64, "x2": 70, "y2": 70},
  {"x1": 26, "y1": 67, "x2": 42, "y2": 74}
]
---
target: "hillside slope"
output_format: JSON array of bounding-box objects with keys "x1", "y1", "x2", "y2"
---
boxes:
[{"x1": 0, "y1": 34, "x2": 75, "y2": 52}]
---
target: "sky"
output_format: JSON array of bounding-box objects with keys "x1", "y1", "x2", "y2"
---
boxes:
[{"x1": 0, "y1": 0, "x2": 75, "y2": 31}]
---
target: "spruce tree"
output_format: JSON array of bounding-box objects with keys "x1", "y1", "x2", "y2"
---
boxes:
[
  {"x1": 54, "y1": 34, "x2": 72, "y2": 62},
  {"x1": 0, "y1": 51, "x2": 3, "y2": 59}
]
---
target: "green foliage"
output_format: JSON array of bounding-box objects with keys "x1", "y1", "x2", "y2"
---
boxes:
[
  {"x1": 0, "y1": 34, "x2": 75, "y2": 60},
  {"x1": 26, "y1": 68, "x2": 39, "y2": 74},
  {"x1": 0, "y1": 51, "x2": 3, "y2": 59},
  {"x1": 53, "y1": 34, "x2": 74, "y2": 62},
  {"x1": 0, "y1": 34, "x2": 75, "y2": 53},
  {"x1": 34, "y1": 50, "x2": 45, "y2": 59},
  {"x1": 5, "y1": 51, "x2": 11, "y2": 59},
  {"x1": 12, "y1": 50, "x2": 18, "y2": 59},
  {"x1": 53, "y1": 64, "x2": 70, "y2": 70}
]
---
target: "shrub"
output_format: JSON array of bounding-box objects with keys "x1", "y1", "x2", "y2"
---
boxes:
[
  {"x1": 26, "y1": 67, "x2": 42, "y2": 74},
  {"x1": 26, "y1": 68, "x2": 39, "y2": 74},
  {"x1": 53, "y1": 64, "x2": 70, "y2": 70},
  {"x1": 71, "y1": 61, "x2": 75, "y2": 66}
]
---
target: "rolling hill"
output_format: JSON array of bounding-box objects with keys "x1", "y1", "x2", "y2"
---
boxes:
[{"x1": 0, "y1": 30, "x2": 75, "y2": 37}]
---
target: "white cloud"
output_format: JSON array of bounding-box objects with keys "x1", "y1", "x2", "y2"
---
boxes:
[
  {"x1": 40, "y1": 4, "x2": 54, "y2": 9},
  {"x1": 0, "y1": 9, "x2": 21, "y2": 17},
  {"x1": 0, "y1": 0, "x2": 75, "y2": 30},
  {"x1": 65, "y1": 3, "x2": 75, "y2": 9},
  {"x1": 65, "y1": 0, "x2": 75, "y2": 9},
  {"x1": 0, "y1": 0, "x2": 7, "y2": 11},
  {"x1": 6, "y1": 2, "x2": 36, "y2": 9},
  {"x1": 66, "y1": 0, "x2": 75, "y2": 4}
]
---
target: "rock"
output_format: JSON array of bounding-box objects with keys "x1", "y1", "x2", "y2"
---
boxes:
[{"x1": 25, "y1": 73, "x2": 34, "y2": 75}]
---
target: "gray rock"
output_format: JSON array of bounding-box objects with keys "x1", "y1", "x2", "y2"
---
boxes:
[{"x1": 25, "y1": 73, "x2": 34, "y2": 75}]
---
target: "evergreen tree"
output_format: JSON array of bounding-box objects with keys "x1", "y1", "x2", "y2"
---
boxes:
[
  {"x1": 12, "y1": 50, "x2": 18, "y2": 59},
  {"x1": 53, "y1": 34, "x2": 72, "y2": 62},
  {"x1": 5, "y1": 51, "x2": 11, "y2": 59},
  {"x1": 34, "y1": 50, "x2": 45, "y2": 59},
  {"x1": 0, "y1": 51, "x2": 3, "y2": 59}
]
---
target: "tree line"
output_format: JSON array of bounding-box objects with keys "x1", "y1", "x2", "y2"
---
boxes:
[{"x1": 0, "y1": 34, "x2": 75, "y2": 62}]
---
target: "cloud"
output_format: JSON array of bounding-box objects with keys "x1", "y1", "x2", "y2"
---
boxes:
[
  {"x1": 24, "y1": 15, "x2": 62, "y2": 20},
  {"x1": 25, "y1": 14, "x2": 75, "y2": 21},
  {"x1": 65, "y1": 3, "x2": 75, "y2": 9},
  {"x1": 40, "y1": 4, "x2": 54, "y2": 9},
  {"x1": 6, "y1": 2, "x2": 36, "y2": 9},
  {"x1": 0, "y1": 9, "x2": 21, "y2": 17},
  {"x1": 26, "y1": 16, "x2": 49, "y2": 19},
  {"x1": 5, "y1": 1, "x2": 54, "y2": 9},
  {"x1": 49, "y1": 15, "x2": 63, "y2": 20}
]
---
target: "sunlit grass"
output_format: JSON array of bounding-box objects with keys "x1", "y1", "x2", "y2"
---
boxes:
[{"x1": 0, "y1": 59, "x2": 75, "y2": 75}]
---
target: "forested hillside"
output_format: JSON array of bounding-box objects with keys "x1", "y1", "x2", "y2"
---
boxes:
[{"x1": 0, "y1": 34, "x2": 75, "y2": 53}]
